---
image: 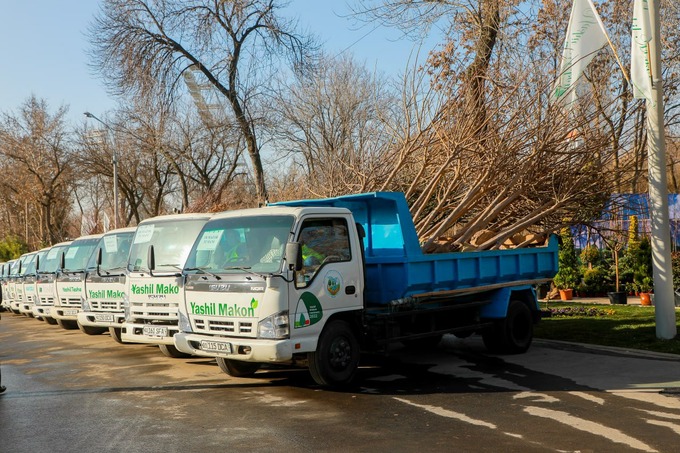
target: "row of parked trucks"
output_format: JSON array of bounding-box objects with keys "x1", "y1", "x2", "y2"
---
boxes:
[{"x1": 0, "y1": 192, "x2": 559, "y2": 386}]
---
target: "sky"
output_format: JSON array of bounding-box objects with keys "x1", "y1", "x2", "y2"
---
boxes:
[{"x1": 0, "y1": 1, "x2": 439, "y2": 126}]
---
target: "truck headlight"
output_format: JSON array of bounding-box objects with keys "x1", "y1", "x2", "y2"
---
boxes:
[
  {"x1": 178, "y1": 310, "x2": 192, "y2": 333},
  {"x1": 123, "y1": 294, "x2": 130, "y2": 320},
  {"x1": 258, "y1": 311, "x2": 289, "y2": 339}
]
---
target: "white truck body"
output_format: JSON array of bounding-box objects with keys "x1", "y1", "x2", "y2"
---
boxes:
[
  {"x1": 21, "y1": 248, "x2": 50, "y2": 318},
  {"x1": 53, "y1": 235, "x2": 102, "y2": 329},
  {"x1": 121, "y1": 213, "x2": 211, "y2": 356},
  {"x1": 9, "y1": 253, "x2": 31, "y2": 314},
  {"x1": 34, "y1": 242, "x2": 72, "y2": 323},
  {"x1": 78, "y1": 227, "x2": 136, "y2": 341}
]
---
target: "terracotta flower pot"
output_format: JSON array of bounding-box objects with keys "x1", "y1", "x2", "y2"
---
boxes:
[
  {"x1": 559, "y1": 289, "x2": 573, "y2": 301},
  {"x1": 640, "y1": 292, "x2": 652, "y2": 306}
]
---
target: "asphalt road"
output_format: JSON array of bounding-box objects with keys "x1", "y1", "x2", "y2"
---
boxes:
[{"x1": 2, "y1": 312, "x2": 680, "y2": 453}]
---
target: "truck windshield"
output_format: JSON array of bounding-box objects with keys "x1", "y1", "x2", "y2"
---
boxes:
[
  {"x1": 86, "y1": 231, "x2": 134, "y2": 272},
  {"x1": 11, "y1": 256, "x2": 27, "y2": 276},
  {"x1": 185, "y1": 215, "x2": 294, "y2": 274},
  {"x1": 41, "y1": 245, "x2": 70, "y2": 273},
  {"x1": 128, "y1": 218, "x2": 208, "y2": 273},
  {"x1": 18, "y1": 254, "x2": 36, "y2": 276},
  {"x1": 63, "y1": 238, "x2": 101, "y2": 272},
  {"x1": 24, "y1": 250, "x2": 48, "y2": 274}
]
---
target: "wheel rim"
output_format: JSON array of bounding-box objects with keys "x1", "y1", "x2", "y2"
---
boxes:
[{"x1": 329, "y1": 336, "x2": 352, "y2": 370}]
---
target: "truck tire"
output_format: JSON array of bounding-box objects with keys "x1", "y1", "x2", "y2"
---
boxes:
[
  {"x1": 78, "y1": 323, "x2": 107, "y2": 335},
  {"x1": 482, "y1": 300, "x2": 533, "y2": 354},
  {"x1": 109, "y1": 327, "x2": 124, "y2": 344},
  {"x1": 56, "y1": 319, "x2": 79, "y2": 330},
  {"x1": 216, "y1": 357, "x2": 261, "y2": 377},
  {"x1": 158, "y1": 344, "x2": 192, "y2": 358},
  {"x1": 308, "y1": 320, "x2": 360, "y2": 387}
]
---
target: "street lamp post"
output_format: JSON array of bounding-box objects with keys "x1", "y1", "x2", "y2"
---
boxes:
[{"x1": 84, "y1": 112, "x2": 119, "y2": 230}]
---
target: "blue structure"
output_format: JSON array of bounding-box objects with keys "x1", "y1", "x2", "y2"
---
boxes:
[{"x1": 574, "y1": 193, "x2": 680, "y2": 250}]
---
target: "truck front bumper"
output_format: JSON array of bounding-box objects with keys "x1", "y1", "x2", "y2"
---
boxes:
[
  {"x1": 78, "y1": 311, "x2": 126, "y2": 328},
  {"x1": 52, "y1": 307, "x2": 80, "y2": 321},
  {"x1": 121, "y1": 322, "x2": 179, "y2": 345},
  {"x1": 174, "y1": 332, "x2": 294, "y2": 363}
]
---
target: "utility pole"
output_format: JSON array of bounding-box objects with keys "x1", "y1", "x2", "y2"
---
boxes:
[
  {"x1": 84, "y1": 112, "x2": 119, "y2": 230},
  {"x1": 646, "y1": 0, "x2": 676, "y2": 339}
]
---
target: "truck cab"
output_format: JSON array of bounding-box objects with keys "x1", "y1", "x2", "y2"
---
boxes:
[
  {"x1": 78, "y1": 227, "x2": 136, "y2": 341},
  {"x1": 34, "y1": 242, "x2": 72, "y2": 324},
  {"x1": 21, "y1": 247, "x2": 50, "y2": 318},
  {"x1": 1, "y1": 260, "x2": 16, "y2": 312},
  {"x1": 9, "y1": 253, "x2": 32, "y2": 315},
  {"x1": 53, "y1": 235, "x2": 102, "y2": 330},
  {"x1": 121, "y1": 213, "x2": 212, "y2": 357}
]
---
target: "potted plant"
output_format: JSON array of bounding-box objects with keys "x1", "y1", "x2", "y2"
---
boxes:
[
  {"x1": 553, "y1": 228, "x2": 581, "y2": 300},
  {"x1": 599, "y1": 208, "x2": 628, "y2": 304},
  {"x1": 631, "y1": 236, "x2": 653, "y2": 305}
]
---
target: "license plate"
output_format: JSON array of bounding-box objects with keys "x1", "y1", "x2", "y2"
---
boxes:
[
  {"x1": 200, "y1": 340, "x2": 232, "y2": 354},
  {"x1": 94, "y1": 313, "x2": 114, "y2": 322},
  {"x1": 143, "y1": 326, "x2": 169, "y2": 338},
  {"x1": 63, "y1": 309, "x2": 79, "y2": 316}
]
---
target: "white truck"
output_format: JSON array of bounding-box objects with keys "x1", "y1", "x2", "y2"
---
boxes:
[
  {"x1": 78, "y1": 227, "x2": 136, "y2": 341},
  {"x1": 34, "y1": 241, "x2": 72, "y2": 324},
  {"x1": 121, "y1": 213, "x2": 212, "y2": 357},
  {"x1": 1, "y1": 260, "x2": 15, "y2": 312},
  {"x1": 9, "y1": 252, "x2": 32, "y2": 315},
  {"x1": 174, "y1": 192, "x2": 558, "y2": 386},
  {"x1": 20, "y1": 247, "x2": 50, "y2": 318},
  {"x1": 53, "y1": 234, "x2": 102, "y2": 330}
]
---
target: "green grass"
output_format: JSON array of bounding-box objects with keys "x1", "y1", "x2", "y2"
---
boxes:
[{"x1": 535, "y1": 302, "x2": 680, "y2": 355}]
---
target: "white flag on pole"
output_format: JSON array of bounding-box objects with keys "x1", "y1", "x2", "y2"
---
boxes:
[
  {"x1": 631, "y1": 0, "x2": 653, "y2": 99},
  {"x1": 553, "y1": 0, "x2": 610, "y2": 105}
]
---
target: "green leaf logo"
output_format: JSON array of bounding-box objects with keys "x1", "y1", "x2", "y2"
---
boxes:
[{"x1": 250, "y1": 298, "x2": 258, "y2": 309}]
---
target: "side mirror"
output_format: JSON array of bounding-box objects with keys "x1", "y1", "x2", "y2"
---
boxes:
[
  {"x1": 147, "y1": 244, "x2": 156, "y2": 276},
  {"x1": 34, "y1": 255, "x2": 40, "y2": 276},
  {"x1": 285, "y1": 242, "x2": 302, "y2": 271},
  {"x1": 59, "y1": 252, "x2": 65, "y2": 273},
  {"x1": 96, "y1": 247, "x2": 103, "y2": 277}
]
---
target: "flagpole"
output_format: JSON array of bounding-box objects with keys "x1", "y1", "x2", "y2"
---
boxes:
[{"x1": 646, "y1": 0, "x2": 676, "y2": 339}]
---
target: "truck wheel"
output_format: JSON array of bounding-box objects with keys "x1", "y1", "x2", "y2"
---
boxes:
[
  {"x1": 109, "y1": 327, "x2": 124, "y2": 344},
  {"x1": 78, "y1": 324, "x2": 107, "y2": 335},
  {"x1": 482, "y1": 300, "x2": 533, "y2": 354},
  {"x1": 216, "y1": 357, "x2": 261, "y2": 377},
  {"x1": 56, "y1": 319, "x2": 79, "y2": 330},
  {"x1": 158, "y1": 344, "x2": 192, "y2": 358},
  {"x1": 308, "y1": 320, "x2": 360, "y2": 387}
]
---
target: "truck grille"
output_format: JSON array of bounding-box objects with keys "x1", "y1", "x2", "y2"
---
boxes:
[
  {"x1": 59, "y1": 298, "x2": 81, "y2": 307},
  {"x1": 130, "y1": 301, "x2": 178, "y2": 321},
  {"x1": 90, "y1": 300, "x2": 123, "y2": 310},
  {"x1": 193, "y1": 317, "x2": 254, "y2": 336},
  {"x1": 40, "y1": 297, "x2": 55, "y2": 306}
]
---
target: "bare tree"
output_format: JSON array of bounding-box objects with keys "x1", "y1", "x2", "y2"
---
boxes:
[
  {"x1": 272, "y1": 53, "x2": 399, "y2": 198},
  {"x1": 0, "y1": 96, "x2": 74, "y2": 246},
  {"x1": 88, "y1": 0, "x2": 317, "y2": 205}
]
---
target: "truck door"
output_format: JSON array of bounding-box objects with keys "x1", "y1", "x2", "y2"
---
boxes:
[{"x1": 289, "y1": 216, "x2": 362, "y2": 337}]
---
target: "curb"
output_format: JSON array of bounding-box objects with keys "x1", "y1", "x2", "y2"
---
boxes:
[{"x1": 533, "y1": 338, "x2": 680, "y2": 361}]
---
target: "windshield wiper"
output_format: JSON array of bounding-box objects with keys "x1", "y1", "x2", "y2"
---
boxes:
[
  {"x1": 102, "y1": 266, "x2": 127, "y2": 276},
  {"x1": 222, "y1": 266, "x2": 266, "y2": 279},
  {"x1": 184, "y1": 267, "x2": 221, "y2": 280}
]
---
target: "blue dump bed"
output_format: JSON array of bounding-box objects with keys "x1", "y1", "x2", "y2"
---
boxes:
[{"x1": 276, "y1": 192, "x2": 558, "y2": 306}]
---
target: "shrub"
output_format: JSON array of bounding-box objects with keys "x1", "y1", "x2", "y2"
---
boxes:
[{"x1": 581, "y1": 266, "x2": 612, "y2": 294}]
